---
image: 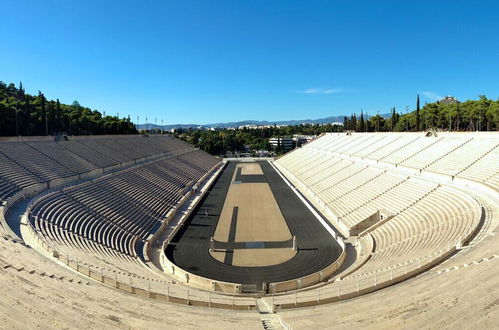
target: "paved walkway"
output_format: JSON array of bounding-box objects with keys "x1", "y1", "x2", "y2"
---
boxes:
[{"x1": 5, "y1": 196, "x2": 36, "y2": 239}]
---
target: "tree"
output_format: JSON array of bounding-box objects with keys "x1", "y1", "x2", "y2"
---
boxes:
[
  {"x1": 23, "y1": 96, "x2": 31, "y2": 135},
  {"x1": 455, "y1": 103, "x2": 461, "y2": 131},
  {"x1": 359, "y1": 109, "x2": 365, "y2": 132},
  {"x1": 38, "y1": 91, "x2": 47, "y2": 135},
  {"x1": 390, "y1": 107, "x2": 398, "y2": 131},
  {"x1": 55, "y1": 99, "x2": 63, "y2": 133},
  {"x1": 351, "y1": 114, "x2": 357, "y2": 132},
  {"x1": 47, "y1": 100, "x2": 55, "y2": 134},
  {"x1": 0, "y1": 81, "x2": 138, "y2": 136},
  {"x1": 18, "y1": 81, "x2": 25, "y2": 99},
  {"x1": 416, "y1": 94, "x2": 420, "y2": 131}
]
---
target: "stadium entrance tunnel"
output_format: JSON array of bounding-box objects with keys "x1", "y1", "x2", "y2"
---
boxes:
[{"x1": 164, "y1": 161, "x2": 344, "y2": 293}]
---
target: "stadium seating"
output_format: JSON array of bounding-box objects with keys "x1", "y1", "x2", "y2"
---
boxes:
[
  {"x1": 0, "y1": 135, "x2": 194, "y2": 200},
  {"x1": 347, "y1": 185, "x2": 480, "y2": 276},
  {"x1": 28, "y1": 149, "x2": 220, "y2": 260},
  {"x1": 425, "y1": 137, "x2": 498, "y2": 176},
  {"x1": 275, "y1": 132, "x2": 496, "y2": 281},
  {"x1": 0, "y1": 142, "x2": 75, "y2": 181},
  {"x1": 0, "y1": 131, "x2": 497, "y2": 328}
]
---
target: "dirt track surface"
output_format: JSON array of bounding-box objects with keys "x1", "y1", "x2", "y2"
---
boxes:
[{"x1": 210, "y1": 162, "x2": 294, "y2": 266}]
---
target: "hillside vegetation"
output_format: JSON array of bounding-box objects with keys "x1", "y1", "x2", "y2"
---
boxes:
[
  {"x1": 343, "y1": 95, "x2": 499, "y2": 132},
  {"x1": 1, "y1": 80, "x2": 497, "y2": 141},
  {"x1": 0, "y1": 82, "x2": 137, "y2": 136}
]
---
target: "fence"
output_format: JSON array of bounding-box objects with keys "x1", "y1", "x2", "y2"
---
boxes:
[
  {"x1": 24, "y1": 221, "x2": 255, "y2": 310},
  {"x1": 270, "y1": 245, "x2": 458, "y2": 309}
]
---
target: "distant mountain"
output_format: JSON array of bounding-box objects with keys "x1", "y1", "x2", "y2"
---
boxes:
[{"x1": 136, "y1": 113, "x2": 389, "y2": 130}]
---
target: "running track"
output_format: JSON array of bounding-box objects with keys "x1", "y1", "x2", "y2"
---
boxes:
[{"x1": 165, "y1": 161, "x2": 342, "y2": 291}]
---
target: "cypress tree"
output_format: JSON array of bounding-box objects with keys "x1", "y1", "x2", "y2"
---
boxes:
[
  {"x1": 18, "y1": 81, "x2": 25, "y2": 99},
  {"x1": 416, "y1": 95, "x2": 421, "y2": 131},
  {"x1": 391, "y1": 107, "x2": 397, "y2": 131},
  {"x1": 359, "y1": 109, "x2": 365, "y2": 132},
  {"x1": 39, "y1": 91, "x2": 47, "y2": 135},
  {"x1": 48, "y1": 100, "x2": 55, "y2": 134},
  {"x1": 56, "y1": 99, "x2": 63, "y2": 133}
]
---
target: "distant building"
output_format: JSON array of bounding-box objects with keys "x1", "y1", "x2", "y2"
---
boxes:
[
  {"x1": 238, "y1": 124, "x2": 258, "y2": 129},
  {"x1": 256, "y1": 150, "x2": 271, "y2": 157},
  {"x1": 293, "y1": 134, "x2": 316, "y2": 146},
  {"x1": 439, "y1": 96, "x2": 459, "y2": 105},
  {"x1": 269, "y1": 137, "x2": 294, "y2": 151}
]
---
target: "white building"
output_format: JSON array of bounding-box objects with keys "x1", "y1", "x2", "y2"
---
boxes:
[
  {"x1": 269, "y1": 137, "x2": 294, "y2": 151},
  {"x1": 293, "y1": 134, "x2": 316, "y2": 145}
]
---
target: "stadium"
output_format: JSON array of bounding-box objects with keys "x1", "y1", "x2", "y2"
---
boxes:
[
  {"x1": 0, "y1": 131, "x2": 498, "y2": 328},
  {"x1": 2, "y1": 1, "x2": 499, "y2": 329}
]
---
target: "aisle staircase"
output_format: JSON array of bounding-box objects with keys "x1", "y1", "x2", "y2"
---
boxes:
[{"x1": 256, "y1": 298, "x2": 290, "y2": 330}]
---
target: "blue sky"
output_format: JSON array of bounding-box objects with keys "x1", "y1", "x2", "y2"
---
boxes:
[{"x1": 2, "y1": 0, "x2": 499, "y2": 124}]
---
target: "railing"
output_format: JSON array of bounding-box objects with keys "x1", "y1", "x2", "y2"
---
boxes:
[
  {"x1": 269, "y1": 247, "x2": 346, "y2": 293},
  {"x1": 270, "y1": 205, "x2": 480, "y2": 309},
  {"x1": 24, "y1": 202, "x2": 478, "y2": 310},
  {"x1": 155, "y1": 162, "x2": 246, "y2": 294},
  {"x1": 23, "y1": 220, "x2": 255, "y2": 309},
  {"x1": 270, "y1": 244, "x2": 458, "y2": 309}
]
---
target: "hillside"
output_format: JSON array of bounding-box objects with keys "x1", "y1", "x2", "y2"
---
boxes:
[{"x1": 0, "y1": 82, "x2": 137, "y2": 136}]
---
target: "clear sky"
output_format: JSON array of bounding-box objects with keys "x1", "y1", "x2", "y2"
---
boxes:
[{"x1": 2, "y1": 0, "x2": 499, "y2": 124}]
